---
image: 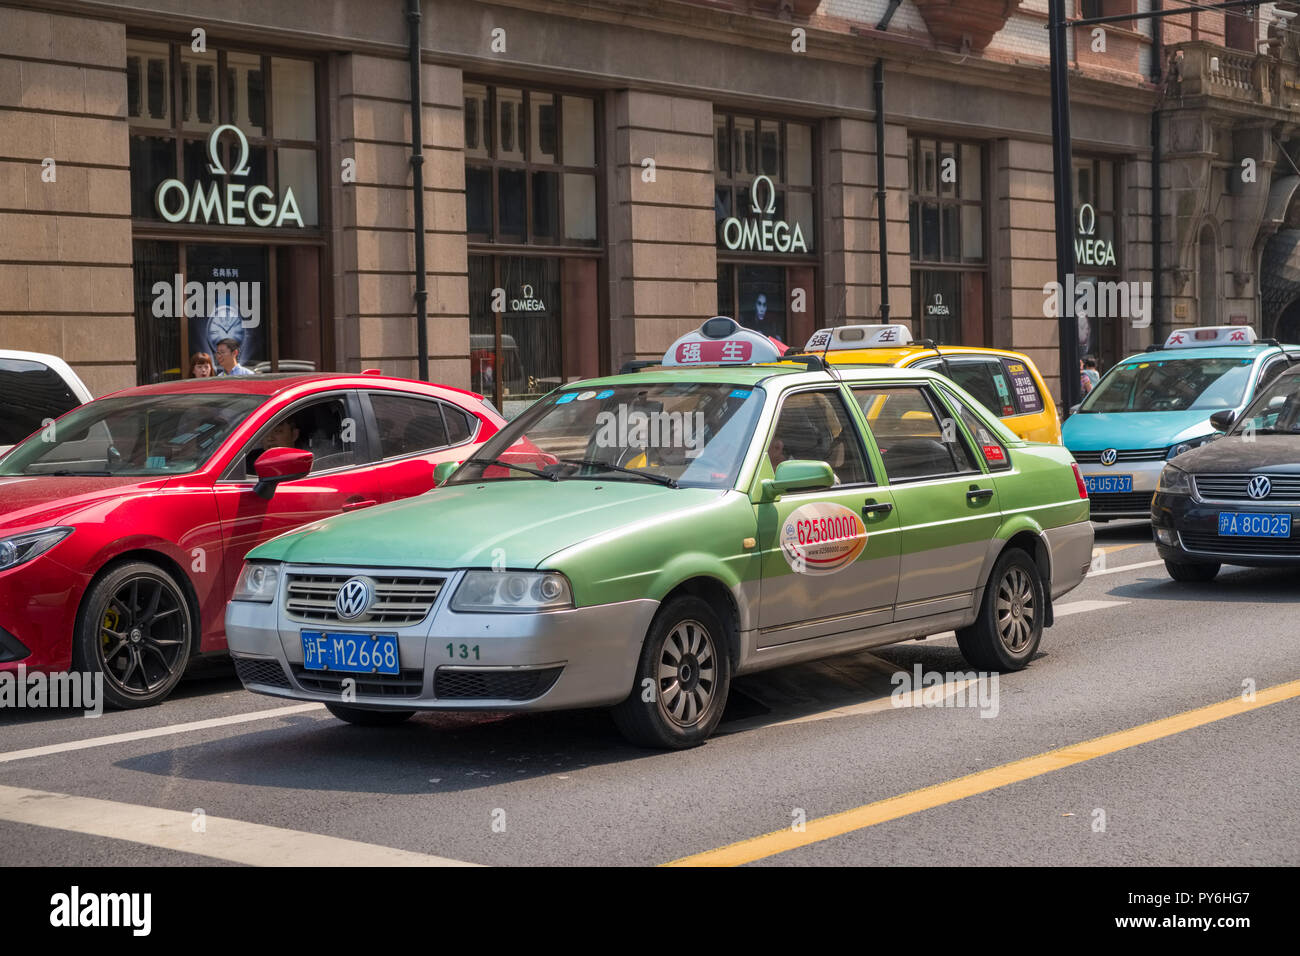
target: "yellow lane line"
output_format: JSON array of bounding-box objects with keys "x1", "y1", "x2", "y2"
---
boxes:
[{"x1": 665, "y1": 679, "x2": 1300, "y2": 867}]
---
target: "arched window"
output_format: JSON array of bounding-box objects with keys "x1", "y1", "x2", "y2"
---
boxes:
[{"x1": 1198, "y1": 225, "x2": 1218, "y2": 326}]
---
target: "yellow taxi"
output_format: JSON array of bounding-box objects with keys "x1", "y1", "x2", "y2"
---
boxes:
[{"x1": 802, "y1": 325, "x2": 1062, "y2": 444}]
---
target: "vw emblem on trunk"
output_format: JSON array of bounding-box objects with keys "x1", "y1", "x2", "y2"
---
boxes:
[
  {"x1": 335, "y1": 576, "x2": 375, "y2": 621},
  {"x1": 1247, "y1": 476, "x2": 1272, "y2": 500},
  {"x1": 1099, "y1": 448, "x2": 1118, "y2": 466}
]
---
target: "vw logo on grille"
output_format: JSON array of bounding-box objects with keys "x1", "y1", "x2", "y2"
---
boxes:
[
  {"x1": 1247, "y1": 476, "x2": 1272, "y2": 500},
  {"x1": 1099, "y1": 448, "x2": 1118, "y2": 466},
  {"x1": 335, "y1": 576, "x2": 375, "y2": 621}
]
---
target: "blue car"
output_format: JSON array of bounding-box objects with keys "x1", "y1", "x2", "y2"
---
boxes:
[{"x1": 1064, "y1": 326, "x2": 1300, "y2": 521}]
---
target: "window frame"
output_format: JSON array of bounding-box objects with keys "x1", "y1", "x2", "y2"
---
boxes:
[
  {"x1": 219, "y1": 390, "x2": 364, "y2": 483},
  {"x1": 761, "y1": 386, "x2": 876, "y2": 490},
  {"x1": 361, "y1": 390, "x2": 483, "y2": 464},
  {"x1": 850, "y1": 383, "x2": 984, "y2": 484}
]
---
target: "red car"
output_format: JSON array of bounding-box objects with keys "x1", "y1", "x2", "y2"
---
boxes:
[{"x1": 0, "y1": 372, "x2": 504, "y2": 708}]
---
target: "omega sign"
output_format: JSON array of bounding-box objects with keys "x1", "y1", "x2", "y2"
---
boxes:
[
  {"x1": 155, "y1": 124, "x2": 305, "y2": 228},
  {"x1": 719, "y1": 175, "x2": 809, "y2": 254},
  {"x1": 1075, "y1": 203, "x2": 1115, "y2": 267}
]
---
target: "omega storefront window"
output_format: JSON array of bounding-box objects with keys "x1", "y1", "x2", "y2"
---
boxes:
[
  {"x1": 465, "y1": 82, "x2": 601, "y2": 417},
  {"x1": 714, "y1": 113, "x2": 817, "y2": 347},
  {"x1": 1072, "y1": 156, "x2": 1121, "y2": 370},
  {"x1": 908, "y1": 136, "x2": 987, "y2": 345},
  {"x1": 127, "y1": 38, "x2": 325, "y2": 382}
]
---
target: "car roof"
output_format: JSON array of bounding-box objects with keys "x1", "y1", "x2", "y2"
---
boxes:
[
  {"x1": 1119, "y1": 344, "x2": 1277, "y2": 363},
  {"x1": 98, "y1": 373, "x2": 489, "y2": 405},
  {"x1": 825, "y1": 344, "x2": 1038, "y2": 365},
  {"x1": 563, "y1": 362, "x2": 939, "y2": 390}
]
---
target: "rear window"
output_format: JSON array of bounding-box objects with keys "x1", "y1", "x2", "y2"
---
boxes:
[{"x1": 0, "y1": 358, "x2": 81, "y2": 446}]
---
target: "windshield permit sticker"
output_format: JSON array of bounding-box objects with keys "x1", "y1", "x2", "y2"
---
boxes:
[
  {"x1": 729, "y1": 389, "x2": 752, "y2": 399},
  {"x1": 982, "y1": 444, "x2": 1006, "y2": 462},
  {"x1": 576, "y1": 391, "x2": 598, "y2": 401},
  {"x1": 555, "y1": 393, "x2": 578, "y2": 405},
  {"x1": 595, "y1": 389, "x2": 615, "y2": 400},
  {"x1": 780, "y1": 503, "x2": 868, "y2": 576},
  {"x1": 145, "y1": 456, "x2": 167, "y2": 469}
]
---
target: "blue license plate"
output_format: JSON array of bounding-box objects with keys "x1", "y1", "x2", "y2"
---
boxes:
[
  {"x1": 1217, "y1": 513, "x2": 1292, "y2": 537},
  {"x1": 1084, "y1": 474, "x2": 1133, "y2": 494},
  {"x1": 301, "y1": 632, "x2": 400, "y2": 674}
]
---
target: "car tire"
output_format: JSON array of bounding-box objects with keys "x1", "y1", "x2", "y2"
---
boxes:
[
  {"x1": 956, "y1": 548, "x2": 1045, "y2": 672},
  {"x1": 325, "y1": 704, "x2": 416, "y2": 726},
  {"x1": 73, "y1": 561, "x2": 195, "y2": 709},
  {"x1": 611, "y1": 596, "x2": 732, "y2": 749},
  {"x1": 1164, "y1": 560, "x2": 1220, "y2": 583}
]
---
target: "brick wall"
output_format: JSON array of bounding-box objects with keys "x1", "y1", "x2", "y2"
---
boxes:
[{"x1": 0, "y1": 8, "x2": 133, "y2": 396}]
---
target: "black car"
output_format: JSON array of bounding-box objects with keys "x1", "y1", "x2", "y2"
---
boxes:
[{"x1": 1152, "y1": 364, "x2": 1300, "y2": 581}]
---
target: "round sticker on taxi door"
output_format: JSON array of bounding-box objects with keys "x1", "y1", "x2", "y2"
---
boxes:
[{"x1": 780, "y1": 503, "x2": 868, "y2": 575}]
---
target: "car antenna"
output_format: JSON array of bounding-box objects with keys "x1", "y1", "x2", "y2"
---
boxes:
[{"x1": 920, "y1": 337, "x2": 956, "y2": 380}]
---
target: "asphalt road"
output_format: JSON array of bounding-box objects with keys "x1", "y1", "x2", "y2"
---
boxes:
[{"x1": 1, "y1": 521, "x2": 1296, "y2": 867}]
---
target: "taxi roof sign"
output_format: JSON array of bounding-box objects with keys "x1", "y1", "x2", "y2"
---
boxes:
[
  {"x1": 662, "y1": 316, "x2": 786, "y2": 366},
  {"x1": 1162, "y1": 325, "x2": 1257, "y2": 349},
  {"x1": 805, "y1": 324, "x2": 914, "y2": 352}
]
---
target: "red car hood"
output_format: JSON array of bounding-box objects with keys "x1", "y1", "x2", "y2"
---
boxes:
[{"x1": 0, "y1": 475, "x2": 171, "y2": 531}]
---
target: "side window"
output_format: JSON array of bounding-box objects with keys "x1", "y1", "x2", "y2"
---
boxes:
[
  {"x1": 767, "y1": 390, "x2": 870, "y2": 487},
  {"x1": 370, "y1": 394, "x2": 451, "y2": 458},
  {"x1": 1258, "y1": 357, "x2": 1290, "y2": 389},
  {"x1": 941, "y1": 386, "x2": 1011, "y2": 472},
  {"x1": 943, "y1": 359, "x2": 1015, "y2": 419},
  {"x1": 243, "y1": 395, "x2": 357, "y2": 477},
  {"x1": 853, "y1": 385, "x2": 979, "y2": 481},
  {"x1": 443, "y1": 405, "x2": 475, "y2": 445}
]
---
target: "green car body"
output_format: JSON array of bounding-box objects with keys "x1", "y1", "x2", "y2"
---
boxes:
[{"x1": 226, "y1": 362, "x2": 1093, "y2": 745}]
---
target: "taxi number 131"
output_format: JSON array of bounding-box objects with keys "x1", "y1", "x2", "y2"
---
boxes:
[{"x1": 447, "y1": 643, "x2": 481, "y2": 660}]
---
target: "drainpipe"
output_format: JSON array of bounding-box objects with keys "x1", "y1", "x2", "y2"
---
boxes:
[
  {"x1": 407, "y1": 0, "x2": 429, "y2": 381},
  {"x1": 1151, "y1": 0, "x2": 1164, "y2": 348},
  {"x1": 874, "y1": 59, "x2": 890, "y2": 322}
]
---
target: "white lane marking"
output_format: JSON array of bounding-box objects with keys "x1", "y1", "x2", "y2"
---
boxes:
[
  {"x1": 774, "y1": 678, "x2": 977, "y2": 727},
  {"x1": 0, "y1": 703, "x2": 325, "y2": 764},
  {"x1": 1087, "y1": 559, "x2": 1165, "y2": 577},
  {"x1": 0, "y1": 784, "x2": 479, "y2": 866}
]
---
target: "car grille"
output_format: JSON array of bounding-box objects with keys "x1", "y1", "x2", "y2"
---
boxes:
[
  {"x1": 233, "y1": 656, "x2": 291, "y2": 689},
  {"x1": 1179, "y1": 531, "x2": 1300, "y2": 556},
  {"x1": 284, "y1": 573, "x2": 445, "y2": 627},
  {"x1": 1193, "y1": 474, "x2": 1300, "y2": 502},
  {"x1": 1088, "y1": 491, "x2": 1154, "y2": 515},
  {"x1": 1073, "y1": 448, "x2": 1167, "y2": 463},
  {"x1": 434, "y1": 666, "x2": 563, "y2": 701},
  {"x1": 291, "y1": 666, "x2": 425, "y2": 698}
]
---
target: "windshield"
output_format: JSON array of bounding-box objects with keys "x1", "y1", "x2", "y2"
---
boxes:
[
  {"x1": 1231, "y1": 373, "x2": 1300, "y2": 435},
  {"x1": 448, "y1": 382, "x2": 766, "y2": 490},
  {"x1": 0, "y1": 358, "x2": 83, "y2": 446},
  {"x1": 1079, "y1": 357, "x2": 1255, "y2": 413},
  {"x1": 0, "y1": 393, "x2": 265, "y2": 477}
]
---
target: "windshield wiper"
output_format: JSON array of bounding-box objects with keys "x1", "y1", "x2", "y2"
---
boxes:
[
  {"x1": 464, "y1": 456, "x2": 558, "y2": 481},
  {"x1": 559, "y1": 458, "x2": 679, "y2": 488}
]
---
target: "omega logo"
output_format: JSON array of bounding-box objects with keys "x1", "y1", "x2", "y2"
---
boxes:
[{"x1": 719, "y1": 174, "x2": 809, "y2": 254}]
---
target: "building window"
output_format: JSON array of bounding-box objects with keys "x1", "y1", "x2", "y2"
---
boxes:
[
  {"x1": 465, "y1": 82, "x2": 601, "y2": 415},
  {"x1": 909, "y1": 136, "x2": 986, "y2": 344},
  {"x1": 126, "y1": 39, "x2": 325, "y2": 384},
  {"x1": 714, "y1": 112, "x2": 817, "y2": 345}
]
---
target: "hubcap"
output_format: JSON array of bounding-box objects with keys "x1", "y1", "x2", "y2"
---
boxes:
[
  {"x1": 995, "y1": 566, "x2": 1036, "y2": 653},
  {"x1": 656, "y1": 619, "x2": 717, "y2": 728},
  {"x1": 97, "y1": 576, "x2": 188, "y2": 697}
]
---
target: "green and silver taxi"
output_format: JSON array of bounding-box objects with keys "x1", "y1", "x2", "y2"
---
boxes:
[{"x1": 226, "y1": 318, "x2": 1093, "y2": 748}]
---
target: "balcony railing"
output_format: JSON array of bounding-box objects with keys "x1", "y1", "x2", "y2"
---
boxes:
[{"x1": 1167, "y1": 40, "x2": 1288, "y2": 107}]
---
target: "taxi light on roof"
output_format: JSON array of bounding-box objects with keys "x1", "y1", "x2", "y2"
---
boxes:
[
  {"x1": 805, "y1": 324, "x2": 914, "y2": 352},
  {"x1": 662, "y1": 317, "x2": 785, "y2": 366},
  {"x1": 1162, "y1": 325, "x2": 1256, "y2": 349}
]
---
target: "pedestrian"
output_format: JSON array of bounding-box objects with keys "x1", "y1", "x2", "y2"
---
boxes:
[
  {"x1": 189, "y1": 351, "x2": 214, "y2": 378},
  {"x1": 1084, "y1": 356, "x2": 1101, "y2": 388},
  {"x1": 214, "y1": 338, "x2": 254, "y2": 376},
  {"x1": 1079, "y1": 359, "x2": 1093, "y2": 396}
]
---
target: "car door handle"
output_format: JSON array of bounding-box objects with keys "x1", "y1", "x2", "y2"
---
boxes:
[
  {"x1": 342, "y1": 498, "x2": 378, "y2": 512},
  {"x1": 862, "y1": 499, "x2": 893, "y2": 517},
  {"x1": 967, "y1": 487, "x2": 995, "y2": 503}
]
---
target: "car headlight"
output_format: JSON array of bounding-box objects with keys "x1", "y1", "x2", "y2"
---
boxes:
[
  {"x1": 1157, "y1": 465, "x2": 1192, "y2": 495},
  {"x1": 233, "y1": 562, "x2": 281, "y2": 602},
  {"x1": 0, "y1": 527, "x2": 73, "y2": 571},
  {"x1": 1166, "y1": 434, "x2": 1216, "y2": 459},
  {"x1": 451, "y1": 570, "x2": 573, "y2": 613}
]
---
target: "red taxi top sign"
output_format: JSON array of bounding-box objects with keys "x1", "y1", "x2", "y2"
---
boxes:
[
  {"x1": 804, "y1": 324, "x2": 915, "y2": 351},
  {"x1": 1162, "y1": 325, "x2": 1257, "y2": 349},
  {"x1": 662, "y1": 316, "x2": 786, "y2": 366}
]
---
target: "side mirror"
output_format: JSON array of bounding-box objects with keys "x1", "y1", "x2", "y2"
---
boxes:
[
  {"x1": 253, "y1": 447, "x2": 313, "y2": 499},
  {"x1": 759, "y1": 459, "x2": 835, "y2": 502},
  {"x1": 433, "y1": 461, "x2": 460, "y2": 486},
  {"x1": 1209, "y1": 409, "x2": 1236, "y2": 432}
]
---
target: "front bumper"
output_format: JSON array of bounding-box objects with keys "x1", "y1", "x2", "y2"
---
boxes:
[
  {"x1": 226, "y1": 566, "x2": 660, "y2": 711},
  {"x1": 1076, "y1": 459, "x2": 1163, "y2": 519},
  {"x1": 0, "y1": 553, "x2": 87, "y2": 672},
  {"x1": 1152, "y1": 492, "x2": 1300, "y2": 566}
]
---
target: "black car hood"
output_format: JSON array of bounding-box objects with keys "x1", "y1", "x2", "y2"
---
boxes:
[{"x1": 1174, "y1": 435, "x2": 1300, "y2": 474}]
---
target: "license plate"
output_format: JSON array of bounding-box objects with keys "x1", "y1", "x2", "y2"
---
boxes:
[
  {"x1": 301, "y1": 632, "x2": 400, "y2": 674},
  {"x1": 1084, "y1": 474, "x2": 1133, "y2": 494},
  {"x1": 1217, "y1": 513, "x2": 1292, "y2": 537}
]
